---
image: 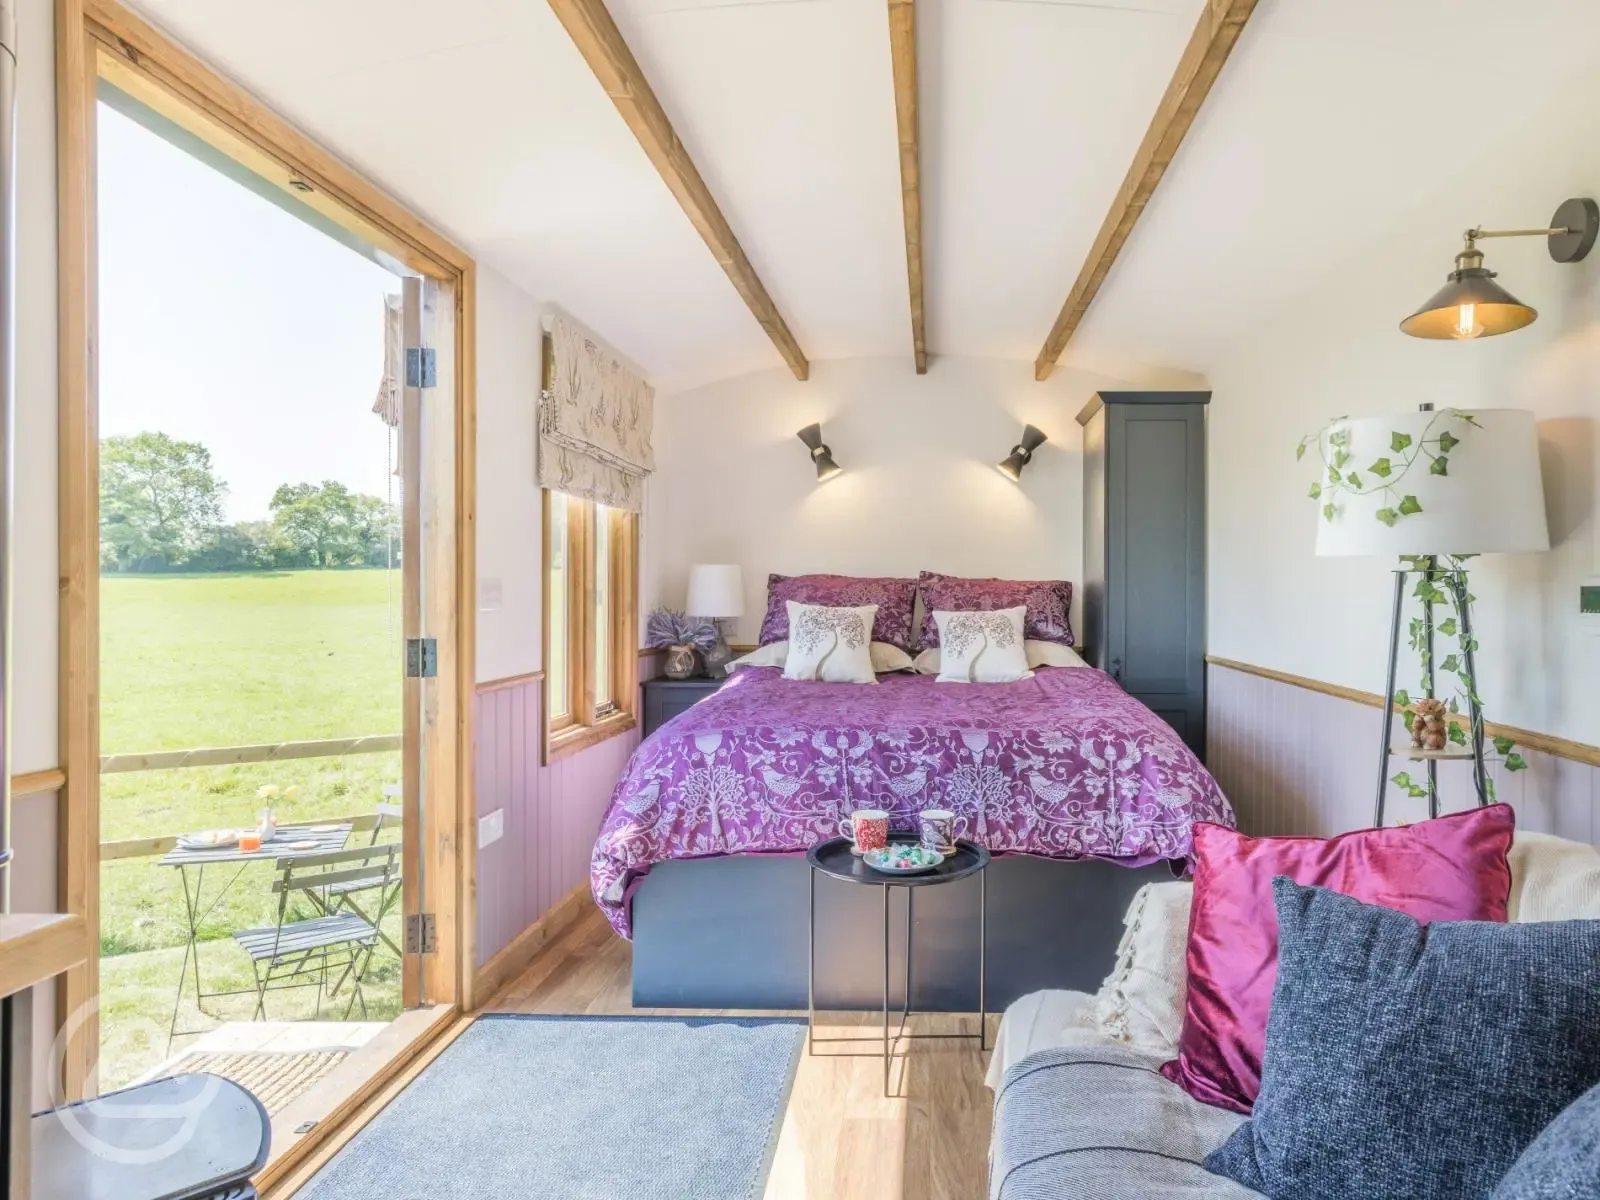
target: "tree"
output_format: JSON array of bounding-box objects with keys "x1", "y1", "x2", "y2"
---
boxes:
[
  {"x1": 100, "y1": 433, "x2": 227, "y2": 571},
  {"x1": 270, "y1": 481, "x2": 395, "y2": 567}
]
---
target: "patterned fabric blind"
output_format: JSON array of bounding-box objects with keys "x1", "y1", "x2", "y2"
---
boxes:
[{"x1": 538, "y1": 312, "x2": 655, "y2": 512}]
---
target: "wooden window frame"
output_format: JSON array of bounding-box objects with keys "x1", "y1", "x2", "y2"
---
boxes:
[
  {"x1": 541, "y1": 490, "x2": 639, "y2": 764},
  {"x1": 55, "y1": 0, "x2": 479, "y2": 1180}
]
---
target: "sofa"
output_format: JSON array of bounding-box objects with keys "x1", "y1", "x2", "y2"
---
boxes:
[{"x1": 985, "y1": 830, "x2": 1600, "y2": 1199}]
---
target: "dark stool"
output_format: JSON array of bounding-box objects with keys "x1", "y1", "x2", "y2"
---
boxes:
[{"x1": 32, "y1": 1074, "x2": 268, "y2": 1200}]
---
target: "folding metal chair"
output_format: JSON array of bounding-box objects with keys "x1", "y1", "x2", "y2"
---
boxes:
[
  {"x1": 305, "y1": 793, "x2": 405, "y2": 957},
  {"x1": 232, "y1": 844, "x2": 399, "y2": 1021}
]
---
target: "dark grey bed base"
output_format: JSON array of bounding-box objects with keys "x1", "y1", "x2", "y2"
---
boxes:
[{"x1": 631, "y1": 853, "x2": 1176, "y2": 1012}]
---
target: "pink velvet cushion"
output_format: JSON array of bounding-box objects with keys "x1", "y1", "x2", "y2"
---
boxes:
[{"x1": 1161, "y1": 805, "x2": 1515, "y2": 1114}]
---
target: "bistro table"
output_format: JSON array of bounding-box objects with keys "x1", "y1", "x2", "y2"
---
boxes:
[
  {"x1": 158, "y1": 823, "x2": 352, "y2": 1050},
  {"x1": 805, "y1": 835, "x2": 990, "y2": 1096}
]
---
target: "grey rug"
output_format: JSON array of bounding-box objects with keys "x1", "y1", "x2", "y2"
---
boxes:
[{"x1": 296, "y1": 1014, "x2": 806, "y2": 1200}]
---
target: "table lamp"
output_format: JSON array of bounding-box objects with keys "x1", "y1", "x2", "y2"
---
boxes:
[{"x1": 687, "y1": 564, "x2": 744, "y2": 678}]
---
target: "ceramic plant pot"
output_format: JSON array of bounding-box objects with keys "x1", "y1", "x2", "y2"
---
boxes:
[{"x1": 663, "y1": 644, "x2": 698, "y2": 680}]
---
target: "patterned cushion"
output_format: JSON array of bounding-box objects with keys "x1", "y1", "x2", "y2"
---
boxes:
[
  {"x1": 779, "y1": 603, "x2": 877, "y2": 684},
  {"x1": 932, "y1": 607, "x2": 1032, "y2": 683},
  {"x1": 1491, "y1": 1081, "x2": 1600, "y2": 1199},
  {"x1": 757, "y1": 574, "x2": 917, "y2": 650},
  {"x1": 917, "y1": 572, "x2": 1073, "y2": 648},
  {"x1": 1205, "y1": 880, "x2": 1600, "y2": 1200}
]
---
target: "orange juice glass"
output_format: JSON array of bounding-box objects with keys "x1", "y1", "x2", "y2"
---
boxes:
[{"x1": 238, "y1": 833, "x2": 261, "y2": 852}]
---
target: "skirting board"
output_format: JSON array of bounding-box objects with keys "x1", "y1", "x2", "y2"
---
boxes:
[
  {"x1": 632, "y1": 853, "x2": 1174, "y2": 1012},
  {"x1": 473, "y1": 883, "x2": 591, "y2": 1006}
]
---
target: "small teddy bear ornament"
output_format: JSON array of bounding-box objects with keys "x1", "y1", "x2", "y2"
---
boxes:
[{"x1": 1409, "y1": 697, "x2": 1450, "y2": 752}]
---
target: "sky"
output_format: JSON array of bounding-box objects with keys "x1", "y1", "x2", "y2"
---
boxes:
[{"x1": 97, "y1": 101, "x2": 404, "y2": 524}]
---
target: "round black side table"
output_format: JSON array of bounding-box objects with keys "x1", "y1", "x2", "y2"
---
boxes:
[{"x1": 805, "y1": 835, "x2": 991, "y2": 1096}]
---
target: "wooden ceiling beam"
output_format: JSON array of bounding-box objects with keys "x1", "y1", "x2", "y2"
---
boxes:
[
  {"x1": 547, "y1": 0, "x2": 810, "y2": 381},
  {"x1": 887, "y1": 0, "x2": 926, "y2": 374},
  {"x1": 1033, "y1": 0, "x2": 1259, "y2": 381}
]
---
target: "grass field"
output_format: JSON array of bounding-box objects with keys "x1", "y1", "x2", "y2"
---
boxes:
[{"x1": 99, "y1": 569, "x2": 406, "y2": 1089}]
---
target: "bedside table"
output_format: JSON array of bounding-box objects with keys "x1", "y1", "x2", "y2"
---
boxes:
[{"x1": 641, "y1": 676, "x2": 725, "y2": 737}]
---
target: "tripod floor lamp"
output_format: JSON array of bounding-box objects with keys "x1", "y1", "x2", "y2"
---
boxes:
[{"x1": 1310, "y1": 407, "x2": 1549, "y2": 826}]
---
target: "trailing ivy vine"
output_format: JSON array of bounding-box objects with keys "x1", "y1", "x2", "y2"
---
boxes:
[{"x1": 1297, "y1": 413, "x2": 1527, "y2": 802}]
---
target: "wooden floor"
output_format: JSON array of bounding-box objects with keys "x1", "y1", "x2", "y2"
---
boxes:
[{"x1": 484, "y1": 905, "x2": 996, "y2": 1200}]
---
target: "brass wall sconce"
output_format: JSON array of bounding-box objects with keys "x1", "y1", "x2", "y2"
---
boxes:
[
  {"x1": 997, "y1": 425, "x2": 1047, "y2": 482},
  {"x1": 1401, "y1": 197, "x2": 1598, "y2": 339},
  {"x1": 796, "y1": 423, "x2": 841, "y2": 482}
]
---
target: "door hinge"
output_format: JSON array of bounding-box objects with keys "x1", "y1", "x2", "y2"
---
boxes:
[
  {"x1": 405, "y1": 913, "x2": 437, "y2": 955},
  {"x1": 405, "y1": 347, "x2": 437, "y2": 388},
  {"x1": 405, "y1": 637, "x2": 437, "y2": 678}
]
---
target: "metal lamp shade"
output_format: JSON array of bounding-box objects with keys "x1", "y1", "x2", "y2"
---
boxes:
[
  {"x1": 996, "y1": 424, "x2": 1047, "y2": 481},
  {"x1": 1314, "y1": 409, "x2": 1549, "y2": 557},
  {"x1": 1400, "y1": 269, "x2": 1536, "y2": 340},
  {"x1": 796, "y1": 423, "x2": 842, "y2": 481}
]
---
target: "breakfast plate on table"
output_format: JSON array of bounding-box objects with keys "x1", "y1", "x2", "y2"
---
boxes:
[
  {"x1": 863, "y1": 844, "x2": 945, "y2": 875},
  {"x1": 177, "y1": 830, "x2": 238, "y2": 851}
]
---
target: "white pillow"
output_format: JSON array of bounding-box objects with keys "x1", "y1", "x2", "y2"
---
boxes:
[
  {"x1": 781, "y1": 602, "x2": 878, "y2": 684},
  {"x1": 1508, "y1": 829, "x2": 1600, "y2": 922},
  {"x1": 913, "y1": 639, "x2": 1083, "y2": 676},
  {"x1": 931, "y1": 607, "x2": 1032, "y2": 684},
  {"x1": 1092, "y1": 881, "x2": 1191, "y2": 1054},
  {"x1": 731, "y1": 640, "x2": 914, "y2": 674}
]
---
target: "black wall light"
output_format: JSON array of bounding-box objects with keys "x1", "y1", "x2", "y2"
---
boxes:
[
  {"x1": 796, "y1": 423, "x2": 842, "y2": 482},
  {"x1": 997, "y1": 425, "x2": 1047, "y2": 482},
  {"x1": 1401, "y1": 197, "x2": 1599, "y2": 339}
]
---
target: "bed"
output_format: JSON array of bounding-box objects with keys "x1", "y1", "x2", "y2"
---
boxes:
[{"x1": 592, "y1": 664, "x2": 1234, "y2": 1010}]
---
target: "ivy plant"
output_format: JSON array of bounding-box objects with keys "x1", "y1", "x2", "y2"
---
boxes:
[{"x1": 1297, "y1": 414, "x2": 1526, "y2": 801}]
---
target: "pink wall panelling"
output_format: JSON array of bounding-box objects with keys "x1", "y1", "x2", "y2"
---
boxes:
[
  {"x1": 1206, "y1": 663, "x2": 1596, "y2": 844},
  {"x1": 472, "y1": 678, "x2": 641, "y2": 966}
]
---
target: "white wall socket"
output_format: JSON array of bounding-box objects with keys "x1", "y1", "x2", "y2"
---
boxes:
[{"x1": 478, "y1": 808, "x2": 505, "y2": 848}]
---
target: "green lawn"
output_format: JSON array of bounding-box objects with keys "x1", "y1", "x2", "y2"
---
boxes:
[{"x1": 99, "y1": 569, "x2": 406, "y2": 1089}]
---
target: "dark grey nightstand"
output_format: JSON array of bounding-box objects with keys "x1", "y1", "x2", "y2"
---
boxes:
[{"x1": 641, "y1": 676, "x2": 725, "y2": 737}]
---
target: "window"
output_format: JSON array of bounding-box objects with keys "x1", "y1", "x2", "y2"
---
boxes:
[{"x1": 544, "y1": 488, "x2": 638, "y2": 758}]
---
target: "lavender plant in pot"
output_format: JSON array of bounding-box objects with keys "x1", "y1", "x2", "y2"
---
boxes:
[{"x1": 645, "y1": 609, "x2": 718, "y2": 680}]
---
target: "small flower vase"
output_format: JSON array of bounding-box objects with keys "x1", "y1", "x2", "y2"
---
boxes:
[
  {"x1": 663, "y1": 644, "x2": 697, "y2": 680},
  {"x1": 257, "y1": 808, "x2": 278, "y2": 842}
]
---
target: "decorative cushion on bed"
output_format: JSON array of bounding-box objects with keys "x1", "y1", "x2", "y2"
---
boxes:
[
  {"x1": 780, "y1": 602, "x2": 878, "y2": 683},
  {"x1": 1163, "y1": 806, "x2": 1516, "y2": 1114},
  {"x1": 1205, "y1": 879, "x2": 1600, "y2": 1200},
  {"x1": 912, "y1": 640, "x2": 1085, "y2": 675},
  {"x1": 757, "y1": 574, "x2": 917, "y2": 650},
  {"x1": 730, "y1": 640, "x2": 915, "y2": 675},
  {"x1": 916, "y1": 571, "x2": 1073, "y2": 649},
  {"x1": 1508, "y1": 830, "x2": 1600, "y2": 921},
  {"x1": 932, "y1": 607, "x2": 1031, "y2": 683},
  {"x1": 1490, "y1": 1081, "x2": 1600, "y2": 1200}
]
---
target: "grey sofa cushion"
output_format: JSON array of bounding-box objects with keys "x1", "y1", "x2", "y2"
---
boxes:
[
  {"x1": 1492, "y1": 1080, "x2": 1600, "y2": 1199},
  {"x1": 1207, "y1": 880, "x2": 1600, "y2": 1200},
  {"x1": 991, "y1": 1045, "x2": 1258, "y2": 1199}
]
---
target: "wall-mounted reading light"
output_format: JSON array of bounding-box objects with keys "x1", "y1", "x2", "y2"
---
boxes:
[
  {"x1": 997, "y1": 425, "x2": 1047, "y2": 482},
  {"x1": 1401, "y1": 197, "x2": 1598, "y2": 340},
  {"x1": 796, "y1": 423, "x2": 842, "y2": 482}
]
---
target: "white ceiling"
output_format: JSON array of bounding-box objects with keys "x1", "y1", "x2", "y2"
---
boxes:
[{"x1": 126, "y1": 0, "x2": 1600, "y2": 392}]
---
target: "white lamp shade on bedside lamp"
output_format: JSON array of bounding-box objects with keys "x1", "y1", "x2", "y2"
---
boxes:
[
  {"x1": 686, "y1": 564, "x2": 745, "y2": 619},
  {"x1": 1314, "y1": 408, "x2": 1549, "y2": 558}
]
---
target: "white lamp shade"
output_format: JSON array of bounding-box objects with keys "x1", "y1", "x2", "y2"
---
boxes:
[
  {"x1": 686, "y1": 564, "x2": 744, "y2": 619},
  {"x1": 1314, "y1": 408, "x2": 1549, "y2": 557}
]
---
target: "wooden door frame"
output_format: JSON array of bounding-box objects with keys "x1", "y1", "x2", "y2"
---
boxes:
[{"x1": 55, "y1": 0, "x2": 478, "y2": 1103}]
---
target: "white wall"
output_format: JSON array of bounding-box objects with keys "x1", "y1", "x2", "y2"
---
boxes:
[
  {"x1": 1207, "y1": 60, "x2": 1600, "y2": 745},
  {"x1": 645, "y1": 355, "x2": 1202, "y2": 644},
  {"x1": 474, "y1": 270, "x2": 544, "y2": 683}
]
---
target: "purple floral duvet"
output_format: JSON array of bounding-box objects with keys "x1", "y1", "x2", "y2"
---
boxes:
[{"x1": 592, "y1": 667, "x2": 1234, "y2": 937}]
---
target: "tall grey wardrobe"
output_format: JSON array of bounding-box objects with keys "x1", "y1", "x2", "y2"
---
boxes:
[{"x1": 1078, "y1": 391, "x2": 1208, "y2": 759}]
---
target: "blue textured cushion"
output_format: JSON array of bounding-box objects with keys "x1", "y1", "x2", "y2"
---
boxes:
[
  {"x1": 1492, "y1": 1081, "x2": 1600, "y2": 1200},
  {"x1": 1205, "y1": 879, "x2": 1600, "y2": 1200}
]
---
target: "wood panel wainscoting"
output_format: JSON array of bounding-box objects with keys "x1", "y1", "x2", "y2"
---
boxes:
[
  {"x1": 472, "y1": 672, "x2": 642, "y2": 992},
  {"x1": 1207, "y1": 658, "x2": 1599, "y2": 842}
]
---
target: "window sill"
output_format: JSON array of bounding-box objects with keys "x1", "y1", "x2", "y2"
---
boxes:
[{"x1": 546, "y1": 712, "x2": 636, "y2": 764}]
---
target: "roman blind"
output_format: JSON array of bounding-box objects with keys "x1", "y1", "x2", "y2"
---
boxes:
[{"x1": 538, "y1": 312, "x2": 655, "y2": 512}]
